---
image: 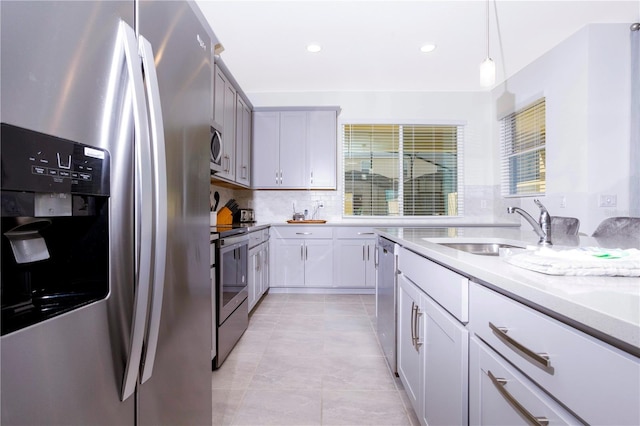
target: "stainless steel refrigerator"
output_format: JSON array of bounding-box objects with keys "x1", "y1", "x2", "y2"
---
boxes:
[{"x1": 0, "y1": 1, "x2": 213, "y2": 424}]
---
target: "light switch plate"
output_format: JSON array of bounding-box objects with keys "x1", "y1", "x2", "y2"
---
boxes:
[{"x1": 598, "y1": 194, "x2": 617, "y2": 207}]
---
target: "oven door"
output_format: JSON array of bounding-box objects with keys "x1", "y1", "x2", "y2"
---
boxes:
[
  {"x1": 217, "y1": 235, "x2": 248, "y2": 324},
  {"x1": 210, "y1": 125, "x2": 223, "y2": 173}
]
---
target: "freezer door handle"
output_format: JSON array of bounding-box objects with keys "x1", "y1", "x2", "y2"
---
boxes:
[
  {"x1": 139, "y1": 34, "x2": 168, "y2": 385},
  {"x1": 119, "y1": 20, "x2": 154, "y2": 402}
]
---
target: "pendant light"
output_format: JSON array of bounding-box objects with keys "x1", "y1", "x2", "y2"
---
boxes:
[{"x1": 480, "y1": 0, "x2": 495, "y2": 87}]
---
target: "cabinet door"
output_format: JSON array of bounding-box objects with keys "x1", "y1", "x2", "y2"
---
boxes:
[
  {"x1": 273, "y1": 239, "x2": 305, "y2": 287},
  {"x1": 304, "y1": 240, "x2": 334, "y2": 287},
  {"x1": 279, "y1": 111, "x2": 307, "y2": 188},
  {"x1": 307, "y1": 110, "x2": 336, "y2": 189},
  {"x1": 252, "y1": 111, "x2": 280, "y2": 188},
  {"x1": 422, "y1": 295, "x2": 468, "y2": 426},
  {"x1": 335, "y1": 240, "x2": 367, "y2": 287},
  {"x1": 235, "y1": 97, "x2": 250, "y2": 186},
  {"x1": 218, "y1": 80, "x2": 236, "y2": 180},
  {"x1": 364, "y1": 242, "x2": 376, "y2": 287},
  {"x1": 213, "y1": 66, "x2": 225, "y2": 126},
  {"x1": 261, "y1": 242, "x2": 269, "y2": 295},
  {"x1": 397, "y1": 274, "x2": 423, "y2": 421},
  {"x1": 248, "y1": 245, "x2": 261, "y2": 311}
]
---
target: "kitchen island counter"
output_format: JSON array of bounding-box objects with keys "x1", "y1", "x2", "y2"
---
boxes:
[{"x1": 376, "y1": 227, "x2": 640, "y2": 356}]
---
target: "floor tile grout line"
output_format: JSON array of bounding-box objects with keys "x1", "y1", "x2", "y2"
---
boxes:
[{"x1": 214, "y1": 293, "x2": 410, "y2": 426}]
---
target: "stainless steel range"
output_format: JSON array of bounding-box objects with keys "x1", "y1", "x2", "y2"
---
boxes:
[{"x1": 212, "y1": 227, "x2": 249, "y2": 369}]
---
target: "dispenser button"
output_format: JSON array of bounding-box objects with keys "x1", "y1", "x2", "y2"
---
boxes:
[{"x1": 57, "y1": 153, "x2": 72, "y2": 169}]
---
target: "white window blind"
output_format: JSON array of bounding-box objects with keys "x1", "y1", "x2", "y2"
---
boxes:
[
  {"x1": 343, "y1": 123, "x2": 464, "y2": 217},
  {"x1": 500, "y1": 98, "x2": 546, "y2": 197}
]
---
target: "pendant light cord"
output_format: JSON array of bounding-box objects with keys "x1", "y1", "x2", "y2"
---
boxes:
[{"x1": 486, "y1": 0, "x2": 490, "y2": 58}]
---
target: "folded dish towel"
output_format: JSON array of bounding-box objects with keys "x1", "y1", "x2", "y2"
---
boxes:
[{"x1": 502, "y1": 247, "x2": 640, "y2": 277}]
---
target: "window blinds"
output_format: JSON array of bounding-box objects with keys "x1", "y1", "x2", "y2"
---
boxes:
[
  {"x1": 343, "y1": 123, "x2": 463, "y2": 217},
  {"x1": 500, "y1": 98, "x2": 546, "y2": 196}
]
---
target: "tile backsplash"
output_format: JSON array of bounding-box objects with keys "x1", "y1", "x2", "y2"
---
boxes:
[{"x1": 210, "y1": 182, "x2": 515, "y2": 225}]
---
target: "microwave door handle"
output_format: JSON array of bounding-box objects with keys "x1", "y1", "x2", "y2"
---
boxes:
[
  {"x1": 139, "y1": 34, "x2": 168, "y2": 385},
  {"x1": 119, "y1": 20, "x2": 154, "y2": 402}
]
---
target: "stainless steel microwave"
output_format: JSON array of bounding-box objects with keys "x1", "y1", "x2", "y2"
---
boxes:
[{"x1": 210, "y1": 124, "x2": 223, "y2": 173}]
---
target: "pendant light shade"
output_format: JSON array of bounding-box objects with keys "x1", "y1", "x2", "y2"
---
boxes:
[
  {"x1": 480, "y1": 0, "x2": 495, "y2": 87},
  {"x1": 480, "y1": 57, "x2": 496, "y2": 87}
]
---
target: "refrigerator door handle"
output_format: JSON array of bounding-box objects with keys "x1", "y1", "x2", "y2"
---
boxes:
[
  {"x1": 139, "y1": 34, "x2": 168, "y2": 384},
  {"x1": 119, "y1": 20, "x2": 154, "y2": 402}
]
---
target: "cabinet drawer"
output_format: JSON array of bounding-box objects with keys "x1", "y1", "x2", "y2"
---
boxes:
[
  {"x1": 470, "y1": 336, "x2": 581, "y2": 425},
  {"x1": 272, "y1": 226, "x2": 333, "y2": 239},
  {"x1": 248, "y1": 231, "x2": 262, "y2": 248},
  {"x1": 334, "y1": 227, "x2": 375, "y2": 239},
  {"x1": 470, "y1": 282, "x2": 640, "y2": 426},
  {"x1": 398, "y1": 247, "x2": 468, "y2": 323},
  {"x1": 248, "y1": 228, "x2": 269, "y2": 247}
]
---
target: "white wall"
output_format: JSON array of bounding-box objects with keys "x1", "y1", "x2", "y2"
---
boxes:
[
  {"x1": 491, "y1": 23, "x2": 632, "y2": 234},
  {"x1": 212, "y1": 23, "x2": 633, "y2": 232},
  {"x1": 246, "y1": 91, "x2": 510, "y2": 223}
]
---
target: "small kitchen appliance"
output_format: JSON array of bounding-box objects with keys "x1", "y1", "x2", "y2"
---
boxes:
[{"x1": 235, "y1": 208, "x2": 255, "y2": 223}]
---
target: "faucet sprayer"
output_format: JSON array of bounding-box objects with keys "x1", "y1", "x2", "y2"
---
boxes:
[{"x1": 507, "y1": 199, "x2": 552, "y2": 246}]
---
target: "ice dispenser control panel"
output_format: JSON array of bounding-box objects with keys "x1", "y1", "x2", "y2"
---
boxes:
[{"x1": 1, "y1": 123, "x2": 110, "y2": 196}]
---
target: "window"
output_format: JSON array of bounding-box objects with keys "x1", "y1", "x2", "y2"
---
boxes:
[
  {"x1": 500, "y1": 98, "x2": 546, "y2": 196},
  {"x1": 343, "y1": 124, "x2": 464, "y2": 217}
]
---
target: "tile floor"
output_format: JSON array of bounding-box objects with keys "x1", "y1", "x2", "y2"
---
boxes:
[{"x1": 211, "y1": 293, "x2": 420, "y2": 426}]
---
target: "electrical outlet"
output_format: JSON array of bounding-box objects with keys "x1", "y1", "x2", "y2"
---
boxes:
[
  {"x1": 560, "y1": 196, "x2": 566, "y2": 208},
  {"x1": 598, "y1": 194, "x2": 617, "y2": 208},
  {"x1": 480, "y1": 200, "x2": 487, "y2": 209}
]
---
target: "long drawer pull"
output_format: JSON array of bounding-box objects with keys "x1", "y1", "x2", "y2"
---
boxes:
[
  {"x1": 489, "y1": 322, "x2": 551, "y2": 369},
  {"x1": 296, "y1": 232, "x2": 312, "y2": 235},
  {"x1": 488, "y1": 370, "x2": 549, "y2": 426}
]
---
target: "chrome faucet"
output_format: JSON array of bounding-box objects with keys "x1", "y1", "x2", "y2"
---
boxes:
[{"x1": 507, "y1": 199, "x2": 552, "y2": 246}]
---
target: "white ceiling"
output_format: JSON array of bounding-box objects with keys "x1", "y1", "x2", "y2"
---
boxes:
[{"x1": 196, "y1": 0, "x2": 639, "y2": 93}]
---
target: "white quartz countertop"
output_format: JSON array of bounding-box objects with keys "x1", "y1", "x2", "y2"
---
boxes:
[
  {"x1": 269, "y1": 220, "x2": 519, "y2": 228},
  {"x1": 376, "y1": 227, "x2": 640, "y2": 356}
]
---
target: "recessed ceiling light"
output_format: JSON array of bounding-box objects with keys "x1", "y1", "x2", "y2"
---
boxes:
[
  {"x1": 307, "y1": 44, "x2": 322, "y2": 53},
  {"x1": 420, "y1": 44, "x2": 437, "y2": 53}
]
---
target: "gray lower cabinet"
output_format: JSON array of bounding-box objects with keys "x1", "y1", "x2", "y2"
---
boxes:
[
  {"x1": 397, "y1": 273, "x2": 469, "y2": 426},
  {"x1": 469, "y1": 281, "x2": 640, "y2": 426},
  {"x1": 334, "y1": 227, "x2": 376, "y2": 288},
  {"x1": 271, "y1": 227, "x2": 334, "y2": 288},
  {"x1": 248, "y1": 229, "x2": 269, "y2": 311}
]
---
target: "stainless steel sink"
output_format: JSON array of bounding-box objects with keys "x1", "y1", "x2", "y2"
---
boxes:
[{"x1": 439, "y1": 242, "x2": 524, "y2": 256}]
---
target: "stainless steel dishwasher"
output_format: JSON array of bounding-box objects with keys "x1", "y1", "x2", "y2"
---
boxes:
[{"x1": 376, "y1": 236, "x2": 398, "y2": 374}]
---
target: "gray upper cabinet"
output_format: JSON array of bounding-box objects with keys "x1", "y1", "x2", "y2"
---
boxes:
[
  {"x1": 252, "y1": 107, "x2": 338, "y2": 190},
  {"x1": 235, "y1": 96, "x2": 251, "y2": 187},
  {"x1": 212, "y1": 62, "x2": 251, "y2": 188}
]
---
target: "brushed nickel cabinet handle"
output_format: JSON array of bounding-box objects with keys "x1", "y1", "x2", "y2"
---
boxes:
[
  {"x1": 296, "y1": 232, "x2": 312, "y2": 235},
  {"x1": 489, "y1": 322, "x2": 551, "y2": 369},
  {"x1": 414, "y1": 305, "x2": 423, "y2": 349},
  {"x1": 487, "y1": 370, "x2": 549, "y2": 426},
  {"x1": 362, "y1": 245, "x2": 366, "y2": 261},
  {"x1": 300, "y1": 244, "x2": 304, "y2": 261},
  {"x1": 411, "y1": 302, "x2": 422, "y2": 351}
]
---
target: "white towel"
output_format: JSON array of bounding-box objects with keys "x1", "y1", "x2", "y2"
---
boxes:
[{"x1": 503, "y1": 247, "x2": 640, "y2": 277}]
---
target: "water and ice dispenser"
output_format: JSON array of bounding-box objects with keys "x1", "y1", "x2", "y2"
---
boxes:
[{"x1": 1, "y1": 123, "x2": 111, "y2": 335}]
